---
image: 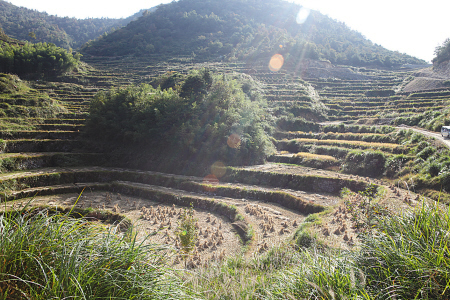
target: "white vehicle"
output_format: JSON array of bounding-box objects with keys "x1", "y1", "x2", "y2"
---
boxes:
[{"x1": 441, "y1": 126, "x2": 450, "y2": 138}]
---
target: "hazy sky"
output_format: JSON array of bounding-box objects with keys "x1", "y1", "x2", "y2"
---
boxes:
[{"x1": 5, "y1": 0, "x2": 450, "y2": 63}]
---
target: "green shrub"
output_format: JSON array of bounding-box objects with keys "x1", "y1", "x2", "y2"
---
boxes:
[
  {"x1": 0, "y1": 41, "x2": 80, "y2": 78},
  {"x1": 295, "y1": 230, "x2": 315, "y2": 249},
  {"x1": 427, "y1": 162, "x2": 441, "y2": 177},
  {"x1": 276, "y1": 116, "x2": 320, "y2": 132},
  {"x1": 417, "y1": 146, "x2": 435, "y2": 160},
  {"x1": 176, "y1": 205, "x2": 198, "y2": 257},
  {"x1": 84, "y1": 69, "x2": 274, "y2": 172},
  {"x1": 342, "y1": 150, "x2": 386, "y2": 177},
  {"x1": 384, "y1": 154, "x2": 409, "y2": 178},
  {"x1": 415, "y1": 141, "x2": 429, "y2": 153}
]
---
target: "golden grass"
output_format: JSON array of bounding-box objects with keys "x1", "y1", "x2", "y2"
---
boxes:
[
  {"x1": 294, "y1": 152, "x2": 337, "y2": 161},
  {"x1": 293, "y1": 138, "x2": 401, "y2": 150}
]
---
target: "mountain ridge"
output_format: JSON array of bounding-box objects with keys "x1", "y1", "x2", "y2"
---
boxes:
[
  {"x1": 0, "y1": 0, "x2": 152, "y2": 49},
  {"x1": 81, "y1": 0, "x2": 426, "y2": 68}
]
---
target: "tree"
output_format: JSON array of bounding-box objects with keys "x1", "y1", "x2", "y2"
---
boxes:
[
  {"x1": 433, "y1": 38, "x2": 450, "y2": 66},
  {"x1": 179, "y1": 68, "x2": 213, "y2": 100}
]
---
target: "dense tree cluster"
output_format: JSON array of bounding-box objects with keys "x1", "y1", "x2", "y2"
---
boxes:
[
  {"x1": 0, "y1": 1, "x2": 146, "y2": 49},
  {"x1": 433, "y1": 38, "x2": 450, "y2": 66},
  {"x1": 0, "y1": 40, "x2": 81, "y2": 77},
  {"x1": 84, "y1": 69, "x2": 274, "y2": 172},
  {"x1": 81, "y1": 0, "x2": 425, "y2": 67}
]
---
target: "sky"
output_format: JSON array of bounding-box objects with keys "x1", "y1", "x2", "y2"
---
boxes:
[{"x1": 5, "y1": 0, "x2": 450, "y2": 63}]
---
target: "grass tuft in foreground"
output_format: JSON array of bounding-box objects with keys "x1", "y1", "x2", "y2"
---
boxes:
[
  {"x1": 356, "y1": 201, "x2": 450, "y2": 299},
  {"x1": 0, "y1": 207, "x2": 188, "y2": 299}
]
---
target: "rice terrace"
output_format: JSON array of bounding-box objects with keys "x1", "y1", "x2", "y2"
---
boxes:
[{"x1": 1, "y1": 0, "x2": 450, "y2": 298}]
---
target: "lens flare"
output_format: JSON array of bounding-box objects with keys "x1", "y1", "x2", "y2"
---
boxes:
[
  {"x1": 296, "y1": 7, "x2": 310, "y2": 24},
  {"x1": 203, "y1": 174, "x2": 219, "y2": 192},
  {"x1": 269, "y1": 54, "x2": 284, "y2": 72},
  {"x1": 227, "y1": 134, "x2": 241, "y2": 149},
  {"x1": 211, "y1": 161, "x2": 227, "y2": 178},
  {"x1": 279, "y1": 44, "x2": 283, "y2": 49}
]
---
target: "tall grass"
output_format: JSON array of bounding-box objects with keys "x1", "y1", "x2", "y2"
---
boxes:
[
  {"x1": 356, "y1": 202, "x2": 450, "y2": 299},
  {"x1": 0, "y1": 207, "x2": 188, "y2": 299},
  {"x1": 2, "y1": 199, "x2": 449, "y2": 299},
  {"x1": 184, "y1": 199, "x2": 450, "y2": 299}
]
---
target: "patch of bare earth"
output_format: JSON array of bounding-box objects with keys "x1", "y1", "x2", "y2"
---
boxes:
[
  {"x1": 4, "y1": 188, "x2": 309, "y2": 264},
  {"x1": 402, "y1": 61, "x2": 450, "y2": 92},
  {"x1": 311, "y1": 185, "x2": 424, "y2": 249},
  {"x1": 6, "y1": 192, "x2": 240, "y2": 268}
]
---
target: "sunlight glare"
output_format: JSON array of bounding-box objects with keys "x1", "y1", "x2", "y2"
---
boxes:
[
  {"x1": 227, "y1": 134, "x2": 241, "y2": 149},
  {"x1": 296, "y1": 7, "x2": 310, "y2": 24},
  {"x1": 211, "y1": 161, "x2": 227, "y2": 178},
  {"x1": 203, "y1": 174, "x2": 219, "y2": 192},
  {"x1": 268, "y1": 54, "x2": 284, "y2": 72}
]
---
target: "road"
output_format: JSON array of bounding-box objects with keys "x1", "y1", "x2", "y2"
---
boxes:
[
  {"x1": 396, "y1": 125, "x2": 450, "y2": 148},
  {"x1": 318, "y1": 121, "x2": 450, "y2": 148}
]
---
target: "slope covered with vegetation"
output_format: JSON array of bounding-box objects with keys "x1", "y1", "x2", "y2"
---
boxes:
[
  {"x1": 0, "y1": 40, "x2": 81, "y2": 78},
  {"x1": 81, "y1": 0, "x2": 425, "y2": 68},
  {"x1": 0, "y1": 0, "x2": 147, "y2": 49},
  {"x1": 0, "y1": 73, "x2": 65, "y2": 119},
  {"x1": 0, "y1": 0, "x2": 449, "y2": 298},
  {"x1": 84, "y1": 69, "x2": 274, "y2": 173}
]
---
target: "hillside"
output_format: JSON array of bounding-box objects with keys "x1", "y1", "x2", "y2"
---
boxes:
[
  {"x1": 0, "y1": 0, "x2": 150, "y2": 49},
  {"x1": 0, "y1": 1, "x2": 450, "y2": 298},
  {"x1": 81, "y1": 0, "x2": 425, "y2": 68},
  {"x1": 0, "y1": 26, "x2": 23, "y2": 45},
  {"x1": 402, "y1": 38, "x2": 450, "y2": 92}
]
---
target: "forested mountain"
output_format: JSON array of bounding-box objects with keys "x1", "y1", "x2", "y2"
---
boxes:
[
  {"x1": 81, "y1": 0, "x2": 425, "y2": 68},
  {"x1": 0, "y1": 26, "x2": 23, "y2": 45},
  {"x1": 0, "y1": 0, "x2": 150, "y2": 49}
]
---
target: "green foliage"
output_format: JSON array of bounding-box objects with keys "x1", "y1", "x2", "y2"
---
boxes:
[
  {"x1": 384, "y1": 154, "x2": 409, "y2": 178},
  {"x1": 0, "y1": 73, "x2": 65, "y2": 118},
  {"x1": 0, "y1": 41, "x2": 80, "y2": 78},
  {"x1": 379, "y1": 130, "x2": 450, "y2": 202},
  {"x1": 357, "y1": 202, "x2": 450, "y2": 299},
  {"x1": 342, "y1": 150, "x2": 386, "y2": 177},
  {"x1": 322, "y1": 123, "x2": 395, "y2": 134},
  {"x1": 85, "y1": 70, "x2": 274, "y2": 172},
  {"x1": 294, "y1": 227, "x2": 315, "y2": 249},
  {"x1": 81, "y1": 0, "x2": 425, "y2": 67},
  {"x1": 150, "y1": 71, "x2": 184, "y2": 91},
  {"x1": 186, "y1": 200, "x2": 450, "y2": 299},
  {"x1": 417, "y1": 145, "x2": 435, "y2": 160},
  {"x1": 276, "y1": 116, "x2": 320, "y2": 132},
  {"x1": 433, "y1": 38, "x2": 450, "y2": 65},
  {"x1": 0, "y1": 208, "x2": 185, "y2": 299},
  {"x1": 0, "y1": 1, "x2": 144, "y2": 49},
  {"x1": 179, "y1": 68, "x2": 213, "y2": 99},
  {"x1": 393, "y1": 107, "x2": 450, "y2": 132},
  {"x1": 176, "y1": 205, "x2": 198, "y2": 256}
]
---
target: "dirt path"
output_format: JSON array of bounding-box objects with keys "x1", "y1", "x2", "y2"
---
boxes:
[
  {"x1": 395, "y1": 125, "x2": 450, "y2": 148},
  {"x1": 317, "y1": 122, "x2": 450, "y2": 149}
]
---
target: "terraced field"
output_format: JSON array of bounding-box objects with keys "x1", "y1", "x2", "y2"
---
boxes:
[
  {"x1": 306, "y1": 68, "x2": 450, "y2": 122},
  {"x1": 1, "y1": 58, "x2": 432, "y2": 265}
]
